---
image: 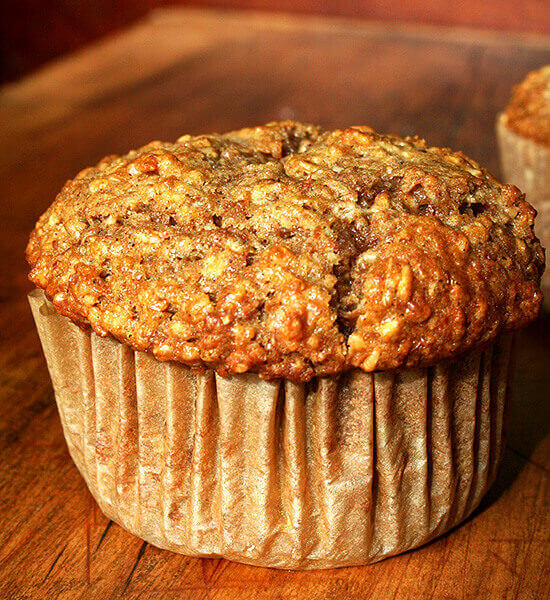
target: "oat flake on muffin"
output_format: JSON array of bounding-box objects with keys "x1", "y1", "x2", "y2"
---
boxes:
[{"x1": 27, "y1": 121, "x2": 543, "y2": 381}]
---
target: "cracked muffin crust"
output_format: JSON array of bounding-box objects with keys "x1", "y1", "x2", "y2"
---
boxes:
[
  {"x1": 27, "y1": 121, "x2": 544, "y2": 381},
  {"x1": 503, "y1": 65, "x2": 550, "y2": 146}
]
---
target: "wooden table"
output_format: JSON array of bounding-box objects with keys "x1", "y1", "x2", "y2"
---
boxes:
[{"x1": 1, "y1": 8, "x2": 548, "y2": 599}]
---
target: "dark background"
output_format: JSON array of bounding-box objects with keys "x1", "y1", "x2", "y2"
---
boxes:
[{"x1": 2, "y1": 0, "x2": 550, "y2": 84}]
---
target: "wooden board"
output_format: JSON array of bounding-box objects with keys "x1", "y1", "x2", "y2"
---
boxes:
[
  {"x1": 3, "y1": 0, "x2": 550, "y2": 84},
  {"x1": 0, "y1": 8, "x2": 548, "y2": 599}
]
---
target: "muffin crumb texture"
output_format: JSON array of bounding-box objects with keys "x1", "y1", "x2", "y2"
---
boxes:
[
  {"x1": 27, "y1": 121, "x2": 543, "y2": 380},
  {"x1": 503, "y1": 65, "x2": 550, "y2": 146}
]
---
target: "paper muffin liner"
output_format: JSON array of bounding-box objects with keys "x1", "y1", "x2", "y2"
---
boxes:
[
  {"x1": 496, "y1": 114, "x2": 550, "y2": 309},
  {"x1": 29, "y1": 289, "x2": 513, "y2": 569}
]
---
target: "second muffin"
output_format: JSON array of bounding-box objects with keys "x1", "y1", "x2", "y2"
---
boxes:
[{"x1": 497, "y1": 65, "x2": 550, "y2": 307}]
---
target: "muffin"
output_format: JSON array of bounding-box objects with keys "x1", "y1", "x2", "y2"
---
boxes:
[
  {"x1": 497, "y1": 65, "x2": 550, "y2": 308},
  {"x1": 27, "y1": 121, "x2": 543, "y2": 569}
]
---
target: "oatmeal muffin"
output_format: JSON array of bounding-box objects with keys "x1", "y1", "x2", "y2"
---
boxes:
[
  {"x1": 28, "y1": 122, "x2": 543, "y2": 568},
  {"x1": 497, "y1": 65, "x2": 550, "y2": 308}
]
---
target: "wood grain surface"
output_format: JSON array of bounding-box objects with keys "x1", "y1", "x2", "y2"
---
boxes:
[
  {"x1": 3, "y1": 0, "x2": 550, "y2": 83},
  {"x1": 0, "y1": 8, "x2": 549, "y2": 599}
]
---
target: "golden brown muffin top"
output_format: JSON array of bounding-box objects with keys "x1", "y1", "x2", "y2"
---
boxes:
[
  {"x1": 503, "y1": 65, "x2": 550, "y2": 146},
  {"x1": 27, "y1": 121, "x2": 543, "y2": 381}
]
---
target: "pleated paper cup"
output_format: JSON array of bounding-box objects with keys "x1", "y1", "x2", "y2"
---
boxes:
[
  {"x1": 29, "y1": 289, "x2": 513, "y2": 569},
  {"x1": 496, "y1": 113, "x2": 550, "y2": 309}
]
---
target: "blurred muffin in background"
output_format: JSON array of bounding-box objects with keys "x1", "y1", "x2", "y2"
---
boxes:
[{"x1": 497, "y1": 65, "x2": 550, "y2": 308}]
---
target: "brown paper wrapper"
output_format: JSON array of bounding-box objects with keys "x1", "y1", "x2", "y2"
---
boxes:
[
  {"x1": 496, "y1": 114, "x2": 550, "y2": 309},
  {"x1": 29, "y1": 290, "x2": 513, "y2": 569}
]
